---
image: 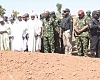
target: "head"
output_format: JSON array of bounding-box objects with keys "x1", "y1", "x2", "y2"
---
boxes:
[
  {"x1": 3, "y1": 16, "x2": 8, "y2": 22},
  {"x1": 9, "y1": 17, "x2": 14, "y2": 24},
  {"x1": 50, "y1": 11, "x2": 56, "y2": 18},
  {"x1": 22, "y1": 14, "x2": 26, "y2": 21},
  {"x1": 44, "y1": 11, "x2": 50, "y2": 18},
  {"x1": 78, "y1": 10, "x2": 85, "y2": 18},
  {"x1": 92, "y1": 11, "x2": 99, "y2": 19},
  {"x1": 62, "y1": 12, "x2": 65, "y2": 18},
  {"x1": 17, "y1": 14, "x2": 22, "y2": 21},
  {"x1": 63, "y1": 8, "x2": 70, "y2": 16},
  {"x1": 86, "y1": 10, "x2": 91, "y2": 16},
  {"x1": 40, "y1": 13, "x2": 45, "y2": 19}
]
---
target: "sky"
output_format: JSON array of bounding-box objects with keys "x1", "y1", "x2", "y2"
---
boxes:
[{"x1": 0, "y1": 0, "x2": 100, "y2": 16}]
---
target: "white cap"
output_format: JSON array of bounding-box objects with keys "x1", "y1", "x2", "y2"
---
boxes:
[
  {"x1": 29, "y1": 12, "x2": 35, "y2": 16},
  {"x1": 4, "y1": 14, "x2": 8, "y2": 17},
  {"x1": 17, "y1": 14, "x2": 22, "y2": 17}
]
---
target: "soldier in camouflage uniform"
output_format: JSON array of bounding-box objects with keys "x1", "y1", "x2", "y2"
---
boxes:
[
  {"x1": 50, "y1": 11, "x2": 61, "y2": 53},
  {"x1": 86, "y1": 10, "x2": 92, "y2": 49},
  {"x1": 86, "y1": 10, "x2": 92, "y2": 23},
  {"x1": 41, "y1": 11, "x2": 55, "y2": 53},
  {"x1": 74, "y1": 10, "x2": 89, "y2": 56}
]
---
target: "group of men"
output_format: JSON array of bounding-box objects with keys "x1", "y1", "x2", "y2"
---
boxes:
[{"x1": 0, "y1": 8, "x2": 100, "y2": 58}]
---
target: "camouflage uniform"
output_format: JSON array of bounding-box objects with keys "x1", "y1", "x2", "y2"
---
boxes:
[
  {"x1": 75, "y1": 17, "x2": 89, "y2": 56},
  {"x1": 53, "y1": 17, "x2": 61, "y2": 53},
  {"x1": 42, "y1": 18, "x2": 55, "y2": 53}
]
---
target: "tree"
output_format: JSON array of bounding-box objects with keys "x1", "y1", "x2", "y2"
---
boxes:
[
  {"x1": 12, "y1": 10, "x2": 19, "y2": 18},
  {"x1": 56, "y1": 3, "x2": 62, "y2": 19},
  {"x1": 56, "y1": 3, "x2": 62, "y2": 13},
  {"x1": 0, "y1": 5, "x2": 6, "y2": 16}
]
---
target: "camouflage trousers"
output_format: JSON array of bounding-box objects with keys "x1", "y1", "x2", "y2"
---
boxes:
[
  {"x1": 75, "y1": 36, "x2": 89, "y2": 56},
  {"x1": 43, "y1": 36, "x2": 55, "y2": 53}
]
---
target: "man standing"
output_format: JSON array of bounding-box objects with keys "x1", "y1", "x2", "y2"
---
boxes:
[
  {"x1": 34, "y1": 16, "x2": 42, "y2": 52},
  {"x1": 74, "y1": 10, "x2": 89, "y2": 56},
  {"x1": 50, "y1": 11, "x2": 61, "y2": 53},
  {"x1": 0, "y1": 18, "x2": 11, "y2": 50},
  {"x1": 88, "y1": 11, "x2": 100, "y2": 57},
  {"x1": 12, "y1": 14, "x2": 24, "y2": 52},
  {"x1": 86, "y1": 10, "x2": 92, "y2": 23},
  {"x1": 60, "y1": 8, "x2": 73, "y2": 55},
  {"x1": 42, "y1": 11, "x2": 55, "y2": 53},
  {"x1": 27, "y1": 12, "x2": 37, "y2": 52}
]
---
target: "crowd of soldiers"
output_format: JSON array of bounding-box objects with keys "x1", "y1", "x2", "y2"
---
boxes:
[{"x1": 0, "y1": 8, "x2": 100, "y2": 58}]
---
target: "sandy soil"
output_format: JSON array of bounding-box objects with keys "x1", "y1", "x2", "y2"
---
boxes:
[{"x1": 0, "y1": 51, "x2": 100, "y2": 80}]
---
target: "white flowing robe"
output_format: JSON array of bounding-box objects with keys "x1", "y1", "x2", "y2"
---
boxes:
[
  {"x1": 12, "y1": 21, "x2": 24, "y2": 51},
  {"x1": 27, "y1": 19, "x2": 37, "y2": 52},
  {"x1": 34, "y1": 19, "x2": 42, "y2": 51},
  {"x1": 22, "y1": 20, "x2": 28, "y2": 50}
]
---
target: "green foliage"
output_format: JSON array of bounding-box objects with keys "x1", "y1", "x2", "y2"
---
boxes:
[
  {"x1": 0, "y1": 5, "x2": 6, "y2": 16},
  {"x1": 56, "y1": 3, "x2": 62, "y2": 13},
  {"x1": 12, "y1": 10, "x2": 19, "y2": 18}
]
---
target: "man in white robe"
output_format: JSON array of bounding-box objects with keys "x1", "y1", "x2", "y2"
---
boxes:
[
  {"x1": 34, "y1": 17, "x2": 42, "y2": 52},
  {"x1": 12, "y1": 15, "x2": 24, "y2": 52},
  {"x1": 27, "y1": 13, "x2": 37, "y2": 52}
]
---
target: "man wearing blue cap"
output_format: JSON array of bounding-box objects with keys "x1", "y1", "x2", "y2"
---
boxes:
[{"x1": 60, "y1": 8, "x2": 73, "y2": 55}]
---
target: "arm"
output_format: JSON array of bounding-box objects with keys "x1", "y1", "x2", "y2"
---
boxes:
[{"x1": 69, "y1": 17, "x2": 73, "y2": 35}]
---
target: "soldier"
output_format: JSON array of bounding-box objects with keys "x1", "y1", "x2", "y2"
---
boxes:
[
  {"x1": 60, "y1": 8, "x2": 73, "y2": 55},
  {"x1": 74, "y1": 10, "x2": 89, "y2": 56},
  {"x1": 88, "y1": 11, "x2": 100, "y2": 57},
  {"x1": 50, "y1": 11, "x2": 61, "y2": 53},
  {"x1": 41, "y1": 11, "x2": 55, "y2": 53},
  {"x1": 86, "y1": 10, "x2": 92, "y2": 23}
]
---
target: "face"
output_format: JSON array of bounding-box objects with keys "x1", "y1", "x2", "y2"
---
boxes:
[
  {"x1": 78, "y1": 13, "x2": 84, "y2": 18},
  {"x1": 18, "y1": 16, "x2": 22, "y2": 21},
  {"x1": 86, "y1": 12, "x2": 91, "y2": 16},
  {"x1": 0, "y1": 21, "x2": 4, "y2": 25},
  {"x1": 45, "y1": 11, "x2": 49, "y2": 18},
  {"x1": 4, "y1": 17, "x2": 8, "y2": 21},
  {"x1": 94, "y1": 14, "x2": 99, "y2": 19},
  {"x1": 64, "y1": 11, "x2": 69, "y2": 16},
  {"x1": 31, "y1": 16, "x2": 35, "y2": 20},
  {"x1": 51, "y1": 14, "x2": 56, "y2": 18}
]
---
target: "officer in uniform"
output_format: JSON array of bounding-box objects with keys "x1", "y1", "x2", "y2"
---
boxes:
[
  {"x1": 74, "y1": 10, "x2": 89, "y2": 56},
  {"x1": 41, "y1": 11, "x2": 55, "y2": 53},
  {"x1": 50, "y1": 11, "x2": 61, "y2": 53},
  {"x1": 60, "y1": 8, "x2": 73, "y2": 55},
  {"x1": 88, "y1": 11, "x2": 100, "y2": 57}
]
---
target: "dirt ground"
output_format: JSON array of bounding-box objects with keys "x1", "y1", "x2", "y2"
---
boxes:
[{"x1": 0, "y1": 51, "x2": 100, "y2": 80}]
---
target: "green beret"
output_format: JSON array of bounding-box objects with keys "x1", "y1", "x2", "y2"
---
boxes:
[
  {"x1": 50, "y1": 11, "x2": 55, "y2": 15},
  {"x1": 86, "y1": 10, "x2": 91, "y2": 13}
]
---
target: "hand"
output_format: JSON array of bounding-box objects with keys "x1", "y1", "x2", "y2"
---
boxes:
[
  {"x1": 68, "y1": 34, "x2": 71, "y2": 38},
  {"x1": 34, "y1": 33, "x2": 38, "y2": 37},
  {"x1": 41, "y1": 34, "x2": 44, "y2": 38},
  {"x1": 59, "y1": 33, "x2": 62, "y2": 38}
]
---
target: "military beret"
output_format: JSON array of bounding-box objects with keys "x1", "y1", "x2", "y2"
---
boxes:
[
  {"x1": 50, "y1": 11, "x2": 55, "y2": 15},
  {"x1": 86, "y1": 10, "x2": 91, "y2": 13}
]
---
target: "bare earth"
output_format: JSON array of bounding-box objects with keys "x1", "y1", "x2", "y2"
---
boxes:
[{"x1": 0, "y1": 51, "x2": 100, "y2": 80}]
